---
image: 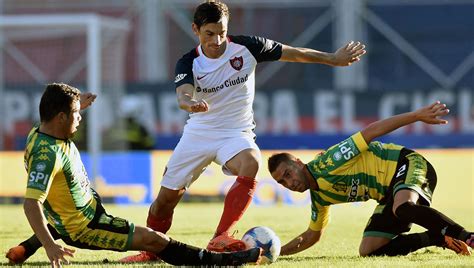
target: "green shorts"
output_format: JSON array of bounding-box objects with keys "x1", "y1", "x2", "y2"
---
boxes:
[
  {"x1": 363, "y1": 149, "x2": 437, "y2": 239},
  {"x1": 61, "y1": 203, "x2": 135, "y2": 252}
]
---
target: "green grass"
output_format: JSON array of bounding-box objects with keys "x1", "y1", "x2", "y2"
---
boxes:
[{"x1": 1, "y1": 201, "x2": 473, "y2": 267}]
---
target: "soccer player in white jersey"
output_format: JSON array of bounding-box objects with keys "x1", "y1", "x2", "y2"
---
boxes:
[{"x1": 121, "y1": 0, "x2": 366, "y2": 262}]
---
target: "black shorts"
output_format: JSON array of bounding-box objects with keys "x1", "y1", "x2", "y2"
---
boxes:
[
  {"x1": 60, "y1": 202, "x2": 135, "y2": 252},
  {"x1": 363, "y1": 148, "x2": 437, "y2": 239}
]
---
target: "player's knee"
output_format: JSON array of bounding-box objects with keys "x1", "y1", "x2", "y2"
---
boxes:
[
  {"x1": 393, "y1": 201, "x2": 416, "y2": 219},
  {"x1": 242, "y1": 156, "x2": 260, "y2": 174},
  {"x1": 154, "y1": 189, "x2": 182, "y2": 216},
  {"x1": 132, "y1": 226, "x2": 168, "y2": 252},
  {"x1": 151, "y1": 231, "x2": 170, "y2": 250},
  {"x1": 143, "y1": 229, "x2": 170, "y2": 251}
]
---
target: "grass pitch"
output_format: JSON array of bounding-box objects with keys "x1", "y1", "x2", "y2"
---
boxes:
[{"x1": 1, "y1": 198, "x2": 473, "y2": 267}]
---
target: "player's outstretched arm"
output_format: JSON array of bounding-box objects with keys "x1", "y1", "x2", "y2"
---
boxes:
[
  {"x1": 24, "y1": 199, "x2": 75, "y2": 268},
  {"x1": 280, "y1": 228, "x2": 322, "y2": 256},
  {"x1": 360, "y1": 101, "x2": 449, "y2": 144},
  {"x1": 176, "y1": 84, "x2": 209, "y2": 113},
  {"x1": 279, "y1": 41, "x2": 366, "y2": 66}
]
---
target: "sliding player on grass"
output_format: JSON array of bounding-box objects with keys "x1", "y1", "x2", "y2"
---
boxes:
[
  {"x1": 268, "y1": 101, "x2": 473, "y2": 256},
  {"x1": 5, "y1": 83, "x2": 262, "y2": 267}
]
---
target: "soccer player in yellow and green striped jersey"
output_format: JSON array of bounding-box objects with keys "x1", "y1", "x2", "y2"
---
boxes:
[
  {"x1": 6, "y1": 83, "x2": 262, "y2": 267},
  {"x1": 24, "y1": 123, "x2": 97, "y2": 241},
  {"x1": 268, "y1": 101, "x2": 473, "y2": 257}
]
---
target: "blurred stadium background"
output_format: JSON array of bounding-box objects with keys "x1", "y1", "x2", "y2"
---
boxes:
[{"x1": 0, "y1": 0, "x2": 473, "y2": 206}]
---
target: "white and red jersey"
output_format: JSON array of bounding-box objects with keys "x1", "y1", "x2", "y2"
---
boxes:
[{"x1": 174, "y1": 35, "x2": 282, "y2": 135}]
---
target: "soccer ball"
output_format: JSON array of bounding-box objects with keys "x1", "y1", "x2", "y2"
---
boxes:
[{"x1": 241, "y1": 226, "x2": 281, "y2": 264}]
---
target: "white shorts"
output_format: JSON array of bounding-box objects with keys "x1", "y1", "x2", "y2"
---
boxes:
[{"x1": 161, "y1": 131, "x2": 261, "y2": 190}]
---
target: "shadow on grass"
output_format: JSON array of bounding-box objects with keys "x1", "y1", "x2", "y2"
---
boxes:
[
  {"x1": 278, "y1": 255, "x2": 364, "y2": 262},
  {"x1": 7, "y1": 259, "x2": 170, "y2": 267},
  {"x1": 6, "y1": 260, "x2": 106, "y2": 266},
  {"x1": 277, "y1": 248, "x2": 463, "y2": 263}
]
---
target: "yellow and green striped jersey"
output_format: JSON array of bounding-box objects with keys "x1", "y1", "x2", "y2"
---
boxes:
[
  {"x1": 24, "y1": 127, "x2": 97, "y2": 239},
  {"x1": 307, "y1": 132, "x2": 403, "y2": 231}
]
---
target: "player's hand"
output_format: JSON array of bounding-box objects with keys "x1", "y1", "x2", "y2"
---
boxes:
[
  {"x1": 44, "y1": 243, "x2": 75, "y2": 268},
  {"x1": 415, "y1": 101, "x2": 450, "y2": 125},
  {"x1": 332, "y1": 41, "x2": 366, "y2": 66},
  {"x1": 80, "y1": 93, "x2": 97, "y2": 110},
  {"x1": 189, "y1": 99, "x2": 209, "y2": 113}
]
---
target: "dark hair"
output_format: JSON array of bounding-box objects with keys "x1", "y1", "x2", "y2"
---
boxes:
[
  {"x1": 268, "y1": 152, "x2": 295, "y2": 174},
  {"x1": 39, "y1": 83, "x2": 81, "y2": 122},
  {"x1": 193, "y1": 1, "x2": 230, "y2": 29}
]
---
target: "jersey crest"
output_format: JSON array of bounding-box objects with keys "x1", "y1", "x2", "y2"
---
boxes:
[{"x1": 229, "y1": 56, "x2": 243, "y2": 70}]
